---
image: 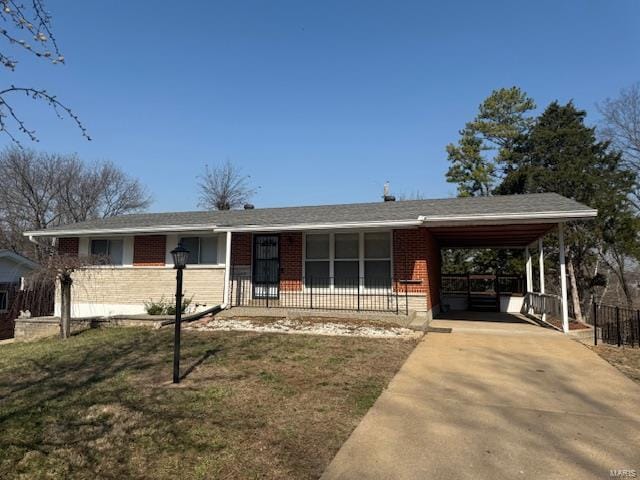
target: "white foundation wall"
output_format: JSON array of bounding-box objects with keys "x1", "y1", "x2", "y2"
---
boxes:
[
  {"x1": 55, "y1": 267, "x2": 226, "y2": 317},
  {"x1": 500, "y1": 295, "x2": 524, "y2": 313}
]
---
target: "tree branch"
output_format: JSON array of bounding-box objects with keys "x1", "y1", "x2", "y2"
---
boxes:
[{"x1": 0, "y1": 86, "x2": 91, "y2": 145}]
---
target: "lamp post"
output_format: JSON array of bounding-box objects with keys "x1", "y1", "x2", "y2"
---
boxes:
[{"x1": 171, "y1": 242, "x2": 190, "y2": 384}]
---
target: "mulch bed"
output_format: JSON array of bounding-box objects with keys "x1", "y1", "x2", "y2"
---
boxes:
[{"x1": 545, "y1": 317, "x2": 591, "y2": 331}]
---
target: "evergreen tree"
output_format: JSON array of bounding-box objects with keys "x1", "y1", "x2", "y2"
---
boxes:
[
  {"x1": 498, "y1": 101, "x2": 637, "y2": 313},
  {"x1": 445, "y1": 129, "x2": 494, "y2": 196},
  {"x1": 446, "y1": 87, "x2": 536, "y2": 196},
  {"x1": 444, "y1": 87, "x2": 536, "y2": 275}
]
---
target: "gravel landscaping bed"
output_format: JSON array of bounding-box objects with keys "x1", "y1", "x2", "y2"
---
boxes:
[{"x1": 188, "y1": 316, "x2": 421, "y2": 338}]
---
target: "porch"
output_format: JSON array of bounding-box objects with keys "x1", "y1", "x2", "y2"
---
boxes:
[
  {"x1": 221, "y1": 221, "x2": 575, "y2": 332},
  {"x1": 224, "y1": 229, "x2": 433, "y2": 317},
  {"x1": 440, "y1": 273, "x2": 525, "y2": 312},
  {"x1": 228, "y1": 275, "x2": 420, "y2": 315}
]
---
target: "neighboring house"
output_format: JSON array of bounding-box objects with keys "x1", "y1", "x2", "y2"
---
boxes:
[
  {"x1": 23, "y1": 193, "x2": 596, "y2": 326},
  {"x1": 0, "y1": 250, "x2": 39, "y2": 339}
]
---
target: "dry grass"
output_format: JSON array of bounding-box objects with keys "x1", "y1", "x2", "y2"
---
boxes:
[
  {"x1": 0, "y1": 326, "x2": 417, "y2": 480},
  {"x1": 590, "y1": 344, "x2": 640, "y2": 385}
]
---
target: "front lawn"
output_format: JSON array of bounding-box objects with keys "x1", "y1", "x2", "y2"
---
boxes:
[
  {"x1": 590, "y1": 344, "x2": 640, "y2": 385},
  {"x1": 0, "y1": 327, "x2": 417, "y2": 479}
]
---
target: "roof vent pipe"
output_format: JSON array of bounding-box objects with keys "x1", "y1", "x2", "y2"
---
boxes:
[
  {"x1": 383, "y1": 181, "x2": 395, "y2": 202},
  {"x1": 243, "y1": 203, "x2": 255, "y2": 210}
]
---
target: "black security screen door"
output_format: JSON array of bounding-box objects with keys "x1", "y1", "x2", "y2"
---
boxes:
[{"x1": 253, "y1": 235, "x2": 279, "y2": 299}]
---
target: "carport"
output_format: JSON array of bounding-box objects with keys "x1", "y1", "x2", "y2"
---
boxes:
[{"x1": 429, "y1": 221, "x2": 572, "y2": 332}]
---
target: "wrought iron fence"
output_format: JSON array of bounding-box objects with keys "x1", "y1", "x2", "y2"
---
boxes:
[
  {"x1": 593, "y1": 303, "x2": 640, "y2": 348},
  {"x1": 229, "y1": 275, "x2": 410, "y2": 314}
]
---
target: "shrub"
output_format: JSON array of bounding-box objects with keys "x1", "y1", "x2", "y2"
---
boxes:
[
  {"x1": 144, "y1": 295, "x2": 192, "y2": 315},
  {"x1": 165, "y1": 296, "x2": 192, "y2": 316},
  {"x1": 144, "y1": 296, "x2": 168, "y2": 315}
]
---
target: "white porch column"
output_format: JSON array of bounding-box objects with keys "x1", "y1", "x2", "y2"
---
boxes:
[
  {"x1": 538, "y1": 238, "x2": 546, "y2": 323},
  {"x1": 222, "y1": 231, "x2": 232, "y2": 308},
  {"x1": 525, "y1": 247, "x2": 533, "y2": 293},
  {"x1": 558, "y1": 223, "x2": 569, "y2": 333}
]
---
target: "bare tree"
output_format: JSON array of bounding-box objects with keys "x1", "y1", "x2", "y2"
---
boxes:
[
  {"x1": 56, "y1": 159, "x2": 151, "y2": 222},
  {"x1": 198, "y1": 160, "x2": 256, "y2": 210},
  {"x1": 28, "y1": 252, "x2": 106, "y2": 338},
  {"x1": 396, "y1": 190, "x2": 426, "y2": 201},
  {"x1": 597, "y1": 84, "x2": 640, "y2": 305},
  {"x1": 0, "y1": 0, "x2": 88, "y2": 144},
  {"x1": 0, "y1": 148, "x2": 66, "y2": 257},
  {"x1": 0, "y1": 148, "x2": 151, "y2": 259},
  {"x1": 598, "y1": 83, "x2": 640, "y2": 207}
]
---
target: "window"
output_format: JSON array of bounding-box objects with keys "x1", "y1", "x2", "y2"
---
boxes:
[
  {"x1": 305, "y1": 234, "x2": 330, "y2": 287},
  {"x1": 0, "y1": 290, "x2": 7, "y2": 312},
  {"x1": 304, "y1": 232, "x2": 392, "y2": 289},
  {"x1": 91, "y1": 239, "x2": 123, "y2": 265},
  {"x1": 179, "y1": 236, "x2": 218, "y2": 265},
  {"x1": 334, "y1": 233, "x2": 359, "y2": 288},
  {"x1": 364, "y1": 232, "x2": 391, "y2": 288}
]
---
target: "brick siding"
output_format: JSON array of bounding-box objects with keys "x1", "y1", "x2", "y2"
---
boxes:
[
  {"x1": 133, "y1": 235, "x2": 166, "y2": 266},
  {"x1": 57, "y1": 237, "x2": 79, "y2": 256},
  {"x1": 231, "y1": 233, "x2": 252, "y2": 266},
  {"x1": 424, "y1": 229, "x2": 441, "y2": 310},
  {"x1": 392, "y1": 228, "x2": 440, "y2": 310},
  {"x1": 68, "y1": 267, "x2": 225, "y2": 306},
  {"x1": 280, "y1": 232, "x2": 302, "y2": 291}
]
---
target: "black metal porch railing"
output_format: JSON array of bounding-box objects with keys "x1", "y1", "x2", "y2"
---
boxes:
[
  {"x1": 593, "y1": 303, "x2": 640, "y2": 348},
  {"x1": 229, "y1": 276, "x2": 411, "y2": 314},
  {"x1": 441, "y1": 273, "x2": 524, "y2": 312},
  {"x1": 441, "y1": 273, "x2": 525, "y2": 295}
]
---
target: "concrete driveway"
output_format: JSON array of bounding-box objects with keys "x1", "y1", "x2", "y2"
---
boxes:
[{"x1": 322, "y1": 317, "x2": 640, "y2": 480}]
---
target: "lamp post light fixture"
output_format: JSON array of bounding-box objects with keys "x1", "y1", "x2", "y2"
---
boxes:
[{"x1": 170, "y1": 242, "x2": 190, "y2": 384}]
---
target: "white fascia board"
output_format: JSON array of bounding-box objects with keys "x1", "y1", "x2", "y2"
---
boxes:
[
  {"x1": 24, "y1": 220, "x2": 421, "y2": 238},
  {"x1": 23, "y1": 224, "x2": 218, "y2": 238},
  {"x1": 217, "y1": 219, "x2": 422, "y2": 233},
  {"x1": 418, "y1": 209, "x2": 597, "y2": 226}
]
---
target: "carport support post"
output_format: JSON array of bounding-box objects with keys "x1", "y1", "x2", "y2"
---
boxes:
[
  {"x1": 525, "y1": 247, "x2": 533, "y2": 315},
  {"x1": 525, "y1": 248, "x2": 533, "y2": 293},
  {"x1": 538, "y1": 238, "x2": 546, "y2": 323},
  {"x1": 558, "y1": 224, "x2": 569, "y2": 333}
]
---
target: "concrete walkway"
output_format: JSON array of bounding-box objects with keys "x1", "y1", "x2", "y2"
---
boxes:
[{"x1": 322, "y1": 318, "x2": 640, "y2": 480}]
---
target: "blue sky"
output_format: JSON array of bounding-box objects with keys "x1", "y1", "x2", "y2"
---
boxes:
[{"x1": 5, "y1": 0, "x2": 640, "y2": 211}]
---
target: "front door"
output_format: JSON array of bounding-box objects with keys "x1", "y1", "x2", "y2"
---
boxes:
[{"x1": 253, "y1": 234, "x2": 279, "y2": 299}]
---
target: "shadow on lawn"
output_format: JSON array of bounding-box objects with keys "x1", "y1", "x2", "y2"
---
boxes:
[
  {"x1": 180, "y1": 347, "x2": 222, "y2": 381},
  {"x1": 0, "y1": 327, "x2": 418, "y2": 480},
  {"x1": 0, "y1": 328, "x2": 229, "y2": 479}
]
